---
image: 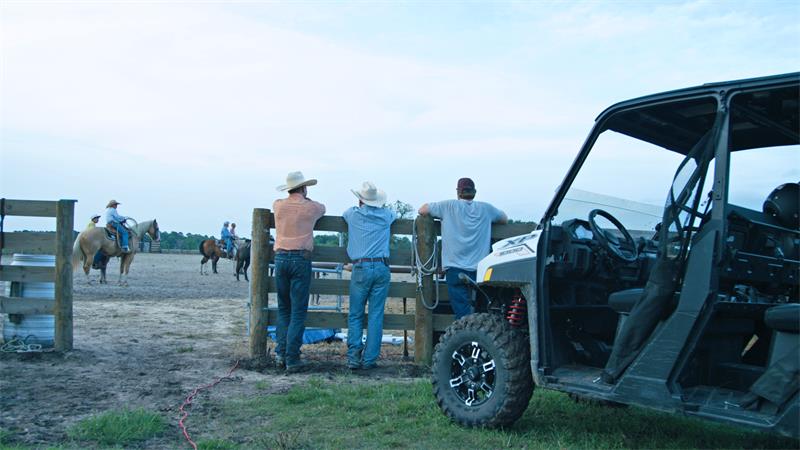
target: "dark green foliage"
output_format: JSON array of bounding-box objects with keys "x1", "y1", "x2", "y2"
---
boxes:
[{"x1": 158, "y1": 231, "x2": 214, "y2": 250}]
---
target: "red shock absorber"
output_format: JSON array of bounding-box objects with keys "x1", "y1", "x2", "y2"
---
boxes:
[{"x1": 506, "y1": 291, "x2": 527, "y2": 327}]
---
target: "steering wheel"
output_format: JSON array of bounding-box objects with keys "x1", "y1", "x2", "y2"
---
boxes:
[{"x1": 588, "y1": 209, "x2": 638, "y2": 263}]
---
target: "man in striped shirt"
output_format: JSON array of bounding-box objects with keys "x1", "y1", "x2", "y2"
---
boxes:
[{"x1": 343, "y1": 182, "x2": 397, "y2": 370}]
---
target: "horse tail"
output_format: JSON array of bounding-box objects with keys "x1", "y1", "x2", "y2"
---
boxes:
[
  {"x1": 198, "y1": 240, "x2": 206, "y2": 256},
  {"x1": 72, "y1": 233, "x2": 85, "y2": 271}
]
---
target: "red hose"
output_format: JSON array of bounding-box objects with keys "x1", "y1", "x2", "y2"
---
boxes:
[{"x1": 178, "y1": 360, "x2": 240, "y2": 449}]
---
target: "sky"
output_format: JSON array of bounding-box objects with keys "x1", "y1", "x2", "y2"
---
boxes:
[{"x1": 1, "y1": 0, "x2": 798, "y2": 238}]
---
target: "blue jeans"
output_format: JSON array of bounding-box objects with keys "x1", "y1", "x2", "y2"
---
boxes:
[
  {"x1": 347, "y1": 261, "x2": 390, "y2": 367},
  {"x1": 445, "y1": 268, "x2": 476, "y2": 320},
  {"x1": 274, "y1": 251, "x2": 312, "y2": 365},
  {"x1": 112, "y1": 222, "x2": 129, "y2": 247},
  {"x1": 224, "y1": 238, "x2": 233, "y2": 256}
]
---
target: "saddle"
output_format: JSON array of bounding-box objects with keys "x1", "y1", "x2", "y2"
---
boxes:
[{"x1": 104, "y1": 223, "x2": 131, "y2": 246}]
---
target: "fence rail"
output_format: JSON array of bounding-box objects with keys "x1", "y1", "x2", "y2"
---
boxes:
[{"x1": 0, "y1": 198, "x2": 75, "y2": 350}]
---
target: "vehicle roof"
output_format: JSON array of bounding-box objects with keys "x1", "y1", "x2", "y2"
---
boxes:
[{"x1": 595, "y1": 72, "x2": 800, "y2": 154}]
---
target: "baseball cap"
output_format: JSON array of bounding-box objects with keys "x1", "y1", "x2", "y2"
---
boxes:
[{"x1": 457, "y1": 177, "x2": 476, "y2": 192}]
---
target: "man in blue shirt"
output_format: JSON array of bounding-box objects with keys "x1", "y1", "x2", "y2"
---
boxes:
[
  {"x1": 343, "y1": 182, "x2": 397, "y2": 370},
  {"x1": 220, "y1": 221, "x2": 233, "y2": 259},
  {"x1": 419, "y1": 178, "x2": 507, "y2": 319},
  {"x1": 104, "y1": 200, "x2": 130, "y2": 253}
]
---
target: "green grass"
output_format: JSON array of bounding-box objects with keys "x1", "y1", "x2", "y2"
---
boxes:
[
  {"x1": 177, "y1": 346, "x2": 195, "y2": 353},
  {"x1": 197, "y1": 438, "x2": 240, "y2": 450},
  {"x1": 66, "y1": 408, "x2": 166, "y2": 446},
  {"x1": 209, "y1": 377, "x2": 798, "y2": 450}
]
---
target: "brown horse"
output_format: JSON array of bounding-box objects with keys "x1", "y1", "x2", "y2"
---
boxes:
[
  {"x1": 73, "y1": 219, "x2": 160, "y2": 285},
  {"x1": 199, "y1": 239, "x2": 224, "y2": 275},
  {"x1": 235, "y1": 239, "x2": 251, "y2": 281}
]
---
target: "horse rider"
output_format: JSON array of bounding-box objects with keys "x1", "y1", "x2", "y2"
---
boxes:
[
  {"x1": 105, "y1": 200, "x2": 130, "y2": 253},
  {"x1": 230, "y1": 223, "x2": 238, "y2": 240},
  {"x1": 85, "y1": 214, "x2": 101, "y2": 231},
  {"x1": 221, "y1": 221, "x2": 233, "y2": 259}
]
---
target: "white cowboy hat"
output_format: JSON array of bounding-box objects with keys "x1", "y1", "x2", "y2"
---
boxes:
[
  {"x1": 351, "y1": 181, "x2": 387, "y2": 208},
  {"x1": 106, "y1": 200, "x2": 120, "y2": 208},
  {"x1": 276, "y1": 171, "x2": 318, "y2": 191}
]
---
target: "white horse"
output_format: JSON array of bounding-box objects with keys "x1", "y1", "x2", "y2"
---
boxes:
[{"x1": 73, "y1": 219, "x2": 160, "y2": 285}]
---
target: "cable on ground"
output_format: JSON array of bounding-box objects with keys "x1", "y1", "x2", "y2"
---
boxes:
[
  {"x1": 1, "y1": 337, "x2": 43, "y2": 353},
  {"x1": 178, "y1": 359, "x2": 240, "y2": 450}
]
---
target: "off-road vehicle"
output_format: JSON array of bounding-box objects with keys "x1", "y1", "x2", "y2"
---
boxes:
[{"x1": 432, "y1": 73, "x2": 799, "y2": 437}]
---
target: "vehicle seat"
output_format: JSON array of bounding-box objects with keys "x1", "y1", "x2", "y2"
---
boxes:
[
  {"x1": 764, "y1": 304, "x2": 800, "y2": 366},
  {"x1": 609, "y1": 288, "x2": 643, "y2": 314},
  {"x1": 608, "y1": 288, "x2": 644, "y2": 340}
]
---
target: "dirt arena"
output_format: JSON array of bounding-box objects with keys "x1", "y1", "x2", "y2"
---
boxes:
[{"x1": 0, "y1": 253, "x2": 423, "y2": 447}]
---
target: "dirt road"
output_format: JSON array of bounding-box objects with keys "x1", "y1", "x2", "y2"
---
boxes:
[{"x1": 0, "y1": 253, "x2": 421, "y2": 447}]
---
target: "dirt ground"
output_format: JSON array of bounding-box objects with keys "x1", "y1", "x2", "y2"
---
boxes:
[{"x1": 0, "y1": 253, "x2": 424, "y2": 448}]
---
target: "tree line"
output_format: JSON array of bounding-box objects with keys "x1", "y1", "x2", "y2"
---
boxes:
[{"x1": 155, "y1": 201, "x2": 533, "y2": 251}]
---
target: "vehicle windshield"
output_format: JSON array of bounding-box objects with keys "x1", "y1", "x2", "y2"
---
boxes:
[
  {"x1": 551, "y1": 96, "x2": 720, "y2": 236},
  {"x1": 552, "y1": 129, "x2": 686, "y2": 235}
]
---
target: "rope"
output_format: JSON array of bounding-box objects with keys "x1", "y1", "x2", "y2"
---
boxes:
[
  {"x1": 410, "y1": 217, "x2": 440, "y2": 310},
  {"x1": 178, "y1": 360, "x2": 240, "y2": 450},
  {"x1": 1, "y1": 337, "x2": 43, "y2": 353}
]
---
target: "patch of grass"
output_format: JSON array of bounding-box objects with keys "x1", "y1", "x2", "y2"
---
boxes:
[
  {"x1": 0, "y1": 428, "x2": 11, "y2": 444},
  {"x1": 255, "y1": 380, "x2": 269, "y2": 390},
  {"x1": 177, "y1": 346, "x2": 195, "y2": 353},
  {"x1": 216, "y1": 378, "x2": 798, "y2": 450},
  {"x1": 66, "y1": 408, "x2": 166, "y2": 446},
  {"x1": 196, "y1": 438, "x2": 240, "y2": 450}
]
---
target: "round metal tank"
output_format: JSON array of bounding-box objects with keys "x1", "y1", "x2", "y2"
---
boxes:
[{"x1": 2, "y1": 254, "x2": 55, "y2": 347}]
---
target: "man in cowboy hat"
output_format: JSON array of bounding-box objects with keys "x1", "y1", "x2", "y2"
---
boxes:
[
  {"x1": 419, "y1": 177, "x2": 507, "y2": 319},
  {"x1": 85, "y1": 214, "x2": 101, "y2": 231},
  {"x1": 273, "y1": 171, "x2": 326, "y2": 372},
  {"x1": 104, "y1": 200, "x2": 130, "y2": 253},
  {"x1": 342, "y1": 181, "x2": 397, "y2": 370}
]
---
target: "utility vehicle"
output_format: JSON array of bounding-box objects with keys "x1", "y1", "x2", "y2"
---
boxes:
[{"x1": 431, "y1": 73, "x2": 800, "y2": 437}]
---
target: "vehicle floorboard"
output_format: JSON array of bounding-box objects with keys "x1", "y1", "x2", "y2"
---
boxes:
[
  {"x1": 683, "y1": 385, "x2": 778, "y2": 426},
  {"x1": 549, "y1": 365, "x2": 613, "y2": 392}
]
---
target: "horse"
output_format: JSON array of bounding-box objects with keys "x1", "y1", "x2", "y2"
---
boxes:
[
  {"x1": 235, "y1": 239, "x2": 251, "y2": 281},
  {"x1": 199, "y1": 239, "x2": 224, "y2": 275},
  {"x1": 72, "y1": 219, "x2": 160, "y2": 285}
]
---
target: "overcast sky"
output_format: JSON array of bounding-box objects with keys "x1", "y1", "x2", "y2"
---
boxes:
[{"x1": 1, "y1": 1, "x2": 798, "y2": 237}]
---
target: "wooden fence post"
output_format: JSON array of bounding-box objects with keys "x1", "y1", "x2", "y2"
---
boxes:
[
  {"x1": 54, "y1": 199, "x2": 75, "y2": 351},
  {"x1": 414, "y1": 214, "x2": 436, "y2": 365},
  {"x1": 249, "y1": 208, "x2": 272, "y2": 359}
]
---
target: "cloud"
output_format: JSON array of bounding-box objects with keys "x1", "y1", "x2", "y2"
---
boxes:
[{"x1": 1, "y1": 1, "x2": 798, "y2": 235}]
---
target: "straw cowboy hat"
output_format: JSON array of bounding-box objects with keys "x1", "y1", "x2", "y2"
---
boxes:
[
  {"x1": 351, "y1": 181, "x2": 387, "y2": 208},
  {"x1": 276, "y1": 171, "x2": 318, "y2": 191},
  {"x1": 106, "y1": 200, "x2": 121, "y2": 208}
]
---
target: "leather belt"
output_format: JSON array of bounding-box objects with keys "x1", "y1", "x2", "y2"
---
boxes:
[{"x1": 352, "y1": 257, "x2": 388, "y2": 265}]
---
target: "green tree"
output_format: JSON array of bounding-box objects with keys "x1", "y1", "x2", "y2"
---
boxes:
[{"x1": 387, "y1": 200, "x2": 414, "y2": 219}]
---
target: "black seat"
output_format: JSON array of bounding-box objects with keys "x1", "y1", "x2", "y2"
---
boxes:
[
  {"x1": 764, "y1": 304, "x2": 800, "y2": 333},
  {"x1": 608, "y1": 288, "x2": 643, "y2": 314}
]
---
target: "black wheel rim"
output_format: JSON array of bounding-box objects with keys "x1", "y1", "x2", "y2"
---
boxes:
[{"x1": 449, "y1": 341, "x2": 496, "y2": 407}]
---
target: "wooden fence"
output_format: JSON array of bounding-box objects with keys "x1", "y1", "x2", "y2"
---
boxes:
[
  {"x1": 0, "y1": 199, "x2": 76, "y2": 351},
  {"x1": 248, "y1": 208, "x2": 535, "y2": 364}
]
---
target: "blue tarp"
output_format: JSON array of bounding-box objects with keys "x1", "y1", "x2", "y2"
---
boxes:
[{"x1": 266, "y1": 326, "x2": 338, "y2": 344}]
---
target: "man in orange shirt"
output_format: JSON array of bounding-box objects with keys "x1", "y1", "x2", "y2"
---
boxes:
[{"x1": 273, "y1": 171, "x2": 326, "y2": 372}]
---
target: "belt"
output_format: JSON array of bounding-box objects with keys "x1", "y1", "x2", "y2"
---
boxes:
[
  {"x1": 275, "y1": 249, "x2": 312, "y2": 258},
  {"x1": 352, "y1": 257, "x2": 388, "y2": 265}
]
